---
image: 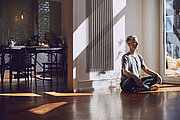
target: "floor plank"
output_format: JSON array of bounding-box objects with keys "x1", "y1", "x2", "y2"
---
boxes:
[{"x1": 1, "y1": 79, "x2": 180, "y2": 120}]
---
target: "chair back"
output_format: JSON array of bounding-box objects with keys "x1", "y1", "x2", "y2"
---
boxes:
[{"x1": 10, "y1": 48, "x2": 36, "y2": 69}]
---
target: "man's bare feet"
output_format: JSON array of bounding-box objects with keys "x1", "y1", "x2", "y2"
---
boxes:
[{"x1": 150, "y1": 86, "x2": 159, "y2": 91}]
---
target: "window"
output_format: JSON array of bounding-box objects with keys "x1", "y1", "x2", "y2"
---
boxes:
[{"x1": 38, "y1": 0, "x2": 50, "y2": 41}]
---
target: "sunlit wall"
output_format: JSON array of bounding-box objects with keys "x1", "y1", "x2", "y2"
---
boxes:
[{"x1": 73, "y1": 0, "x2": 160, "y2": 91}]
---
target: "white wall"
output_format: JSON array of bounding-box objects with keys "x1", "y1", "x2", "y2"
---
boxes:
[
  {"x1": 142, "y1": 0, "x2": 160, "y2": 74},
  {"x1": 125, "y1": 0, "x2": 143, "y2": 55},
  {"x1": 73, "y1": 0, "x2": 160, "y2": 91},
  {"x1": 73, "y1": 0, "x2": 90, "y2": 91}
]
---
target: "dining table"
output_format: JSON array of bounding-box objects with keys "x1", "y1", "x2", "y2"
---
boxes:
[{"x1": 0, "y1": 45, "x2": 66, "y2": 91}]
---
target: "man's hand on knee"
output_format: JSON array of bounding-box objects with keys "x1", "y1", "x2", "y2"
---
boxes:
[{"x1": 134, "y1": 78, "x2": 143, "y2": 87}]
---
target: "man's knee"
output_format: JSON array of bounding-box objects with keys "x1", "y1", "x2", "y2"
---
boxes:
[
  {"x1": 120, "y1": 78, "x2": 137, "y2": 92},
  {"x1": 121, "y1": 83, "x2": 130, "y2": 92},
  {"x1": 148, "y1": 75, "x2": 158, "y2": 85}
]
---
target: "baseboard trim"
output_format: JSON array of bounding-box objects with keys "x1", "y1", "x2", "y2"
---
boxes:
[
  {"x1": 77, "y1": 78, "x2": 120, "y2": 92},
  {"x1": 78, "y1": 87, "x2": 94, "y2": 92},
  {"x1": 78, "y1": 78, "x2": 120, "y2": 82}
]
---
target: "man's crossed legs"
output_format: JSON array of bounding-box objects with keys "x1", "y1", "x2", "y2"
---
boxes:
[{"x1": 120, "y1": 75, "x2": 159, "y2": 92}]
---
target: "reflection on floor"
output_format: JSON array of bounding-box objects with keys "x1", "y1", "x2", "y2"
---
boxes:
[{"x1": 0, "y1": 82, "x2": 180, "y2": 120}]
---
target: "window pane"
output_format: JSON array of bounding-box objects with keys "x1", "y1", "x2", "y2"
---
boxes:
[{"x1": 165, "y1": 0, "x2": 180, "y2": 77}]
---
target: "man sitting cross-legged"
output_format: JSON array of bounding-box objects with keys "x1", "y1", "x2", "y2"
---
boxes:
[{"x1": 120, "y1": 35, "x2": 162, "y2": 92}]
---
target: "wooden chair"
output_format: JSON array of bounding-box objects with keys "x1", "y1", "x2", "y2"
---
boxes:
[
  {"x1": 1, "y1": 48, "x2": 37, "y2": 90},
  {"x1": 42, "y1": 49, "x2": 66, "y2": 89}
]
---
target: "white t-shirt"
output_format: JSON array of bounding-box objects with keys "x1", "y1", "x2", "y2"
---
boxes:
[{"x1": 121, "y1": 52, "x2": 145, "y2": 82}]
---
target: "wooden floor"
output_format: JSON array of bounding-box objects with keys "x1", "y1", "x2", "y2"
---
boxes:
[{"x1": 1, "y1": 79, "x2": 180, "y2": 120}]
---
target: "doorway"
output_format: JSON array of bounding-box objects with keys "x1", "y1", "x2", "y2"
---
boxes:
[{"x1": 163, "y1": 0, "x2": 180, "y2": 83}]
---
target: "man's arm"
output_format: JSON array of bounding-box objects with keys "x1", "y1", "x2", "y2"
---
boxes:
[
  {"x1": 142, "y1": 65, "x2": 162, "y2": 84},
  {"x1": 122, "y1": 66, "x2": 143, "y2": 87}
]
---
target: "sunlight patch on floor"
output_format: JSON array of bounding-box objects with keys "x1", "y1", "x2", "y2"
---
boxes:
[
  {"x1": 155, "y1": 84, "x2": 177, "y2": 87},
  {"x1": 0, "y1": 93, "x2": 41, "y2": 97},
  {"x1": 140, "y1": 86, "x2": 180, "y2": 93},
  {"x1": 28, "y1": 102, "x2": 68, "y2": 114},
  {"x1": 44, "y1": 92, "x2": 94, "y2": 96}
]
